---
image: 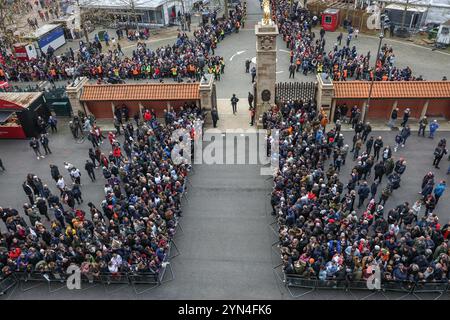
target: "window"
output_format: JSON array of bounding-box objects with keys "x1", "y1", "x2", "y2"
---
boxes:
[
  {"x1": 442, "y1": 27, "x2": 449, "y2": 35},
  {"x1": 325, "y1": 16, "x2": 332, "y2": 24}
]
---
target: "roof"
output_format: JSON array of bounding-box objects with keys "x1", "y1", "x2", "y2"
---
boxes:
[
  {"x1": 79, "y1": 0, "x2": 167, "y2": 10},
  {"x1": 385, "y1": 4, "x2": 428, "y2": 12},
  {"x1": 333, "y1": 81, "x2": 450, "y2": 99},
  {"x1": 24, "y1": 24, "x2": 62, "y2": 39},
  {"x1": 0, "y1": 92, "x2": 43, "y2": 109},
  {"x1": 323, "y1": 8, "x2": 340, "y2": 14},
  {"x1": 80, "y1": 83, "x2": 200, "y2": 102}
]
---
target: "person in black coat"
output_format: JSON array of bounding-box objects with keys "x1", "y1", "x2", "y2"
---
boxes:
[
  {"x1": 71, "y1": 183, "x2": 83, "y2": 205},
  {"x1": 357, "y1": 181, "x2": 370, "y2": 208},
  {"x1": 36, "y1": 197, "x2": 50, "y2": 221},
  {"x1": 211, "y1": 109, "x2": 219, "y2": 128},
  {"x1": 366, "y1": 136, "x2": 374, "y2": 155},
  {"x1": 40, "y1": 134, "x2": 52, "y2": 155},
  {"x1": 85, "y1": 160, "x2": 96, "y2": 182},
  {"x1": 62, "y1": 189, "x2": 76, "y2": 209},
  {"x1": 49, "y1": 164, "x2": 60, "y2": 183},
  {"x1": 88, "y1": 148, "x2": 98, "y2": 167},
  {"x1": 22, "y1": 181, "x2": 34, "y2": 205},
  {"x1": 370, "y1": 181, "x2": 379, "y2": 200},
  {"x1": 373, "y1": 136, "x2": 383, "y2": 161},
  {"x1": 374, "y1": 161, "x2": 385, "y2": 183}
]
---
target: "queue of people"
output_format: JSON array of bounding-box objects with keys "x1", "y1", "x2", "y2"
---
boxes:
[
  {"x1": 265, "y1": 99, "x2": 450, "y2": 286},
  {"x1": 273, "y1": 0, "x2": 420, "y2": 82},
  {"x1": 0, "y1": 102, "x2": 203, "y2": 280},
  {"x1": 0, "y1": 4, "x2": 245, "y2": 85}
]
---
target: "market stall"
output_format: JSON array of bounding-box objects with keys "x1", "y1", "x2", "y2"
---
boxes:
[{"x1": 0, "y1": 92, "x2": 51, "y2": 139}]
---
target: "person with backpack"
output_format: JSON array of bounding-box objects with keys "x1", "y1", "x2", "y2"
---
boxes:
[
  {"x1": 433, "y1": 144, "x2": 447, "y2": 169},
  {"x1": 71, "y1": 183, "x2": 83, "y2": 205},
  {"x1": 394, "y1": 158, "x2": 407, "y2": 175},
  {"x1": 393, "y1": 134, "x2": 403, "y2": 152}
]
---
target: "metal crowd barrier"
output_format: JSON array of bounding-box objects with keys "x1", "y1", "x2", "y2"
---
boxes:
[
  {"x1": 0, "y1": 275, "x2": 16, "y2": 296},
  {"x1": 6, "y1": 264, "x2": 175, "y2": 296},
  {"x1": 284, "y1": 273, "x2": 450, "y2": 299}
]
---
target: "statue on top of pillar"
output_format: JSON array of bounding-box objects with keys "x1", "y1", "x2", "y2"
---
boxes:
[{"x1": 262, "y1": 0, "x2": 271, "y2": 25}]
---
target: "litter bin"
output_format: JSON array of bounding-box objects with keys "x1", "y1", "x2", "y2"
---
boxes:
[
  {"x1": 98, "y1": 30, "x2": 106, "y2": 41},
  {"x1": 50, "y1": 101, "x2": 72, "y2": 117}
]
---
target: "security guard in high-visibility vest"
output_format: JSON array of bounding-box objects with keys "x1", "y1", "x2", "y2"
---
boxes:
[
  {"x1": 171, "y1": 66, "x2": 178, "y2": 80},
  {"x1": 316, "y1": 62, "x2": 323, "y2": 73}
]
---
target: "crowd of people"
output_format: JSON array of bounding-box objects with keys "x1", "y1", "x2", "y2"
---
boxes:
[
  {"x1": 0, "y1": 102, "x2": 203, "y2": 280},
  {"x1": 0, "y1": 4, "x2": 245, "y2": 85},
  {"x1": 274, "y1": 0, "x2": 421, "y2": 81},
  {"x1": 265, "y1": 99, "x2": 450, "y2": 286}
]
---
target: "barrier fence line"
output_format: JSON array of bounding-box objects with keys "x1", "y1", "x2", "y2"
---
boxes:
[
  {"x1": 283, "y1": 273, "x2": 450, "y2": 299},
  {"x1": 269, "y1": 206, "x2": 450, "y2": 299}
]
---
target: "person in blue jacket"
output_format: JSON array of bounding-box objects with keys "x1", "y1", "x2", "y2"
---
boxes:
[
  {"x1": 434, "y1": 180, "x2": 446, "y2": 204},
  {"x1": 429, "y1": 120, "x2": 439, "y2": 139}
]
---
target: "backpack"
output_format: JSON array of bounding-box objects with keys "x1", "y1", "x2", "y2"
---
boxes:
[{"x1": 434, "y1": 147, "x2": 441, "y2": 157}]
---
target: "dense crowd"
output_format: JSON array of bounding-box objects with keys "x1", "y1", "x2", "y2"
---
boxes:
[
  {"x1": 0, "y1": 103, "x2": 203, "y2": 279},
  {"x1": 273, "y1": 0, "x2": 421, "y2": 81},
  {"x1": 265, "y1": 100, "x2": 449, "y2": 285},
  {"x1": 0, "y1": 4, "x2": 244, "y2": 84}
]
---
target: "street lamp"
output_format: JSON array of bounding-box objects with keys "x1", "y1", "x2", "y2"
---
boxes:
[{"x1": 363, "y1": 28, "x2": 384, "y2": 123}]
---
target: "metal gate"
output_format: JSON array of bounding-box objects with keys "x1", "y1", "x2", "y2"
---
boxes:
[
  {"x1": 43, "y1": 88, "x2": 72, "y2": 117},
  {"x1": 275, "y1": 82, "x2": 317, "y2": 104}
]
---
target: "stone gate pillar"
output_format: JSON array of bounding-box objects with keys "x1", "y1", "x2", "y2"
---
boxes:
[
  {"x1": 255, "y1": 20, "x2": 278, "y2": 128},
  {"x1": 316, "y1": 73, "x2": 334, "y2": 118},
  {"x1": 199, "y1": 74, "x2": 215, "y2": 125},
  {"x1": 66, "y1": 77, "x2": 89, "y2": 116}
]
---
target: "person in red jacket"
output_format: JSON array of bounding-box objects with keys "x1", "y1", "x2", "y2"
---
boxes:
[
  {"x1": 144, "y1": 109, "x2": 152, "y2": 122},
  {"x1": 113, "y1": 145, "x2": 122, "y2": 165},
  {"x1": 9, "y1": 247, "x2": 21, "y2": 260}
]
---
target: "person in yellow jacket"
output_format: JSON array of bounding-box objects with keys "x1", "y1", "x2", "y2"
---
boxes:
[
  {"x1": 317, "y1": 62, "x2": 323, "y2": 73},
  {"x1": 171, "y1": 66, "x2": 178, "y2": 80}
]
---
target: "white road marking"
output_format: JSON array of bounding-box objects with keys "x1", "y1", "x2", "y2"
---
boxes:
[{"x1": 229, "y1": 50, "x2": 247, "y2": 61}]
